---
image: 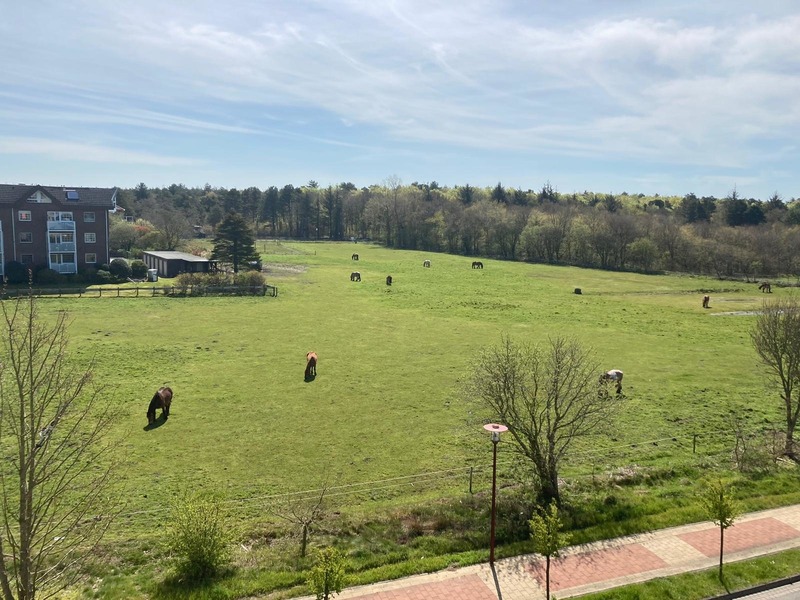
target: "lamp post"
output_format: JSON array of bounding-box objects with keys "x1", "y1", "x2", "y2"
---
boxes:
[{"x1": 483, "y1": 423, "x2": 508, "y2": 565}]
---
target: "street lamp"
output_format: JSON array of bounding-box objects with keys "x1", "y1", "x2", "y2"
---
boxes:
[{"x1": 483, "y1": 423, "x2": 508, "y2": 565}]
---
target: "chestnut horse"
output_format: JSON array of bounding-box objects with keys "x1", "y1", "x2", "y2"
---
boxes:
[
  {"x1": 305, "y1": 352, "x2": 318, "y2": 379},
  {"x1": 147, "y1": 386, "x2": 173, "y2": 424}
]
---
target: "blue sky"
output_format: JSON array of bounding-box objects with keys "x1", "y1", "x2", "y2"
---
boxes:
[{"x1": 1, "y1": 1, "x2": 798, "y2": 199}]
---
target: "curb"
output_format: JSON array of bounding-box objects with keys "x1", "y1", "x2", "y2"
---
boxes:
[{"x1": 704, "y1": 574, "x2": 800, "y2": 599}]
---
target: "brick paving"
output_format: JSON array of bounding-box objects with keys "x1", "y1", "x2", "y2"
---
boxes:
[{"x1": 288, "y1": 504, "x2": 800, "y2": 600}]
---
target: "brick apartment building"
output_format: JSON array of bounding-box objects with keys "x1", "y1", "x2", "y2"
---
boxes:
[{"x1": 0, "y1": 184, "x2": 117, "y2": 278}]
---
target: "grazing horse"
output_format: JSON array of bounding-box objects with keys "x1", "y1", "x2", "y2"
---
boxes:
[
  {"x1": 386, "y1": 275, "x2": 393, "y2": 286},
  {"x1": 350, "y1": 271, "x2": 361, "y2": 282},
  {"x1": 147, "y1": 386, "x2": 173, "y2": 424},
  {"x1": 423, "y1": 260, "x2": 431, "y2": 268},
  {"x1": 759, "y1": 282, "x2": 772, "y2": 293},
  {"x1": 702, "y1": 295, "x2": 710, "y2": 308},
  {"x1": 352, "y1": 253, "x2": 359, "y2": 261},
  {"x1": 305, "y1": 352, "x2": 317, "y2": 379},
  {"x1": 600, "y1": 370, "x2": 624, "y2": 394},
  {"x1": 472, "y1": 261, "x2": 483, "y2": 269}
]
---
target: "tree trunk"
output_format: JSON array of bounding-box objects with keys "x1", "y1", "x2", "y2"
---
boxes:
[
  {"x1": 718, "y1": 525, "x2": 724, "y2": 580},
  {"x1": 301, "y1": 523, "x2": 308, "y2": 558},
  {"x1": 785, "y1": 413, "x2": 795, "y2": 457},
  {"x1": 545, "y1": 555, "x2": 551, "y2": 600}
]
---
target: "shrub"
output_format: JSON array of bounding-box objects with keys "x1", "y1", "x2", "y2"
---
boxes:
[
  {"x1": 94, "y1": 270, "x2": 113, "y2": 284},
  {"x1": 109, "y1": 258, "x2": 132, "y2": 280},
  {"x1": 130, "y1": 260, "x2": 148, "y2": 279},
  {"x1": 165, "y1": 490, "x2": 233, "y2": 581},
  {"x1": 34, "y1": 268, "x2": 63, "y2": 286},
  {"x1": 4, "y1": 261, "x2": 29, "y2": 285},
  {"x1": 307, "y1": 547, "x2": 346, "y2": 600}
]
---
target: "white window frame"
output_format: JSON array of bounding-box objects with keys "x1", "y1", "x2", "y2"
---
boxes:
[
  {"x1": 19, "y1": 232, "x2": 32, "y2": 243},
  {"x1": 18, "y1": 210, "x2": 31, "y2": 222},
  {"x1": 84, "y1": 232, "x2": 96, "y2": 244},
  {"x1": 83, "y1": 212, "x2": 96, "y2": 223},
  {"x1": 85, "y1": 253, "x2": 97, "y2": 264}
]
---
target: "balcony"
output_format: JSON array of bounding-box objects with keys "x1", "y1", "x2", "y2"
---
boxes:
[
  {"x1": 47, "y1": 220, "x2": 76, "y2": 232},
  {"x1": 48, "y1": 242, "x2": 76, "y2": 252},
  {"x1": 51, "y1": 263, "x2": 77, "y2": 274}
]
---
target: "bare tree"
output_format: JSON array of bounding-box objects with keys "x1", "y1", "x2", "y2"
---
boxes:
[
  {"x1": 147, "y1": 207, "x2": 192, "y2": 250},
  {"x1": 273, "y1": 483, "x2": 330, "y2": 558},
  {"x1": 465, "y1": 336, "x2": 621, "y2": 505},
  {"x1": 0, "y1": 295, "x2": 120, "y2": 600},
  {"x1": 750, "y1": 297, "x2": 800, "y2": 458}
]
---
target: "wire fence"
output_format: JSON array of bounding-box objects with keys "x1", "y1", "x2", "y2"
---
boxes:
[
  {"x1": 112, "y1": 424, "x2": 780, "y2": 526},
  {"x1": 1, "y1": 284, "x2": 278, "y2": 299}
]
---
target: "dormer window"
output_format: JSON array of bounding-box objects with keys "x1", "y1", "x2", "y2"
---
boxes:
[
  {"x1": 27, "y1": 190, "x2": 51, "y2": 203},
  {"x1": 65, "y1": 190, "x2": 80, "y2": 201}
]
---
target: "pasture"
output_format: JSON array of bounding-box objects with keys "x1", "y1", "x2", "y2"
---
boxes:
[{"x1": 22, "y1": 241, "x2": 796, "y2": 595}]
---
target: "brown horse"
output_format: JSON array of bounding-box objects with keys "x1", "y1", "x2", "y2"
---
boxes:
[
  {"x1": 147, "y1": 386, "x2": 173, "y2": 424},
  {"x1": 305, "y1": 352, "x2": 318, "y2": 379},
  {"x1": 386, "y1": 275, "x2": 392, "y2": 286},
  {"x1": 702, "y1": 295, "x2": 710, "y2": 308},
  {"x1": 472, "y1": 261, "x2": 483, "y2": 269},
  {"x1": 759, "y1": 282, "x2": 772, "y2": 293},
  {"x1": 352, "y1": 253, "x2": 359, "y2": 261},
  {"x1": 350, "y1": 271, "x2": 361, "y2": 282},
  {"x1": 423, "y1": 260, "x2": 431, "y2": 268}
]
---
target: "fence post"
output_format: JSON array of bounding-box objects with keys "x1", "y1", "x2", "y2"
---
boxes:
[
  {"x1": 99, "y1": 288, "x2": 102, "y2": 297},
  {"x1": 693, "y1": 434, "x2": 698, "y2": 454},
  {"x1": 469, "y1": 467, "x2": 473, "y2": 495}
]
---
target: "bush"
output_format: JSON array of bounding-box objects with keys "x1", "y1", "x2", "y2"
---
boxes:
[
  {"x1": 4, "y1": 261, "x2": 30, "y2": 285},
  {"x1": 307, "y1": 547, "x2": 346, "y2": 600},
  {"x1": 166, "y1": 491, "x2": 233, "y2": 581},
  {"x1": 34, "y1": 268, "x2": 63, "y2": 286},
  {"x1": 109, "y1": 258, "x2": 132, "y2": 280},
  {"x1": 130, "y1": 260, "x2": 148, "y2": 279},
  {"x1": 94, "y1": 270, "x2": 113, "y2": 284}
]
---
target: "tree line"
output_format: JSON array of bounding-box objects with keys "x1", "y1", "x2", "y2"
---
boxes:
[{"x1": 116, "y1": 180, "x2": 800, "y2": 279}]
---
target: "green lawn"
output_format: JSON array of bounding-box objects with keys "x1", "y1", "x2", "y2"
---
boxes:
[{"x1": 22, "y1": 241, "x2": 797, "y2": 597}]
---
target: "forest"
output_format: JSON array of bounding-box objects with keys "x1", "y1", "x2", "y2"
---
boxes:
[{"x1": 113, "y1": 180, "x2": 800, "y2": 279}]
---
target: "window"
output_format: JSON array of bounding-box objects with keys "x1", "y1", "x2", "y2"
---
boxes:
[
  {"x1": 19, "y1": 232, "x2": 32, "y2": 243},
  {"x1": 21, "y1": 254, "x2": 33, "y2": 265},
  {"x1": 84, "y1": 233, "x2": 96, "y2": 243},
  {"x1": 47, "y1": 211, "x2": 73, "y2": 222},
  {"x1": 83, "y1": 211, "x2": 96, "y2": 223},
  {"x1": 85, "y1": 253, "x2": 97, "y2": 264},
  {"x1": 18, "y1": 210, "x2": 31, "y2": 221},
  {"x1": 65, "y1": 190, "x2": 80, "y2": 201},
  {"x1": 27, "y1": 190, "x2": 51, "y2": 203}
]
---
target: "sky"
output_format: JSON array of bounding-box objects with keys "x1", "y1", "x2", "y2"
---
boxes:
[{"x1": 1, "y1": 1, "x2": 798, "y2": 200}]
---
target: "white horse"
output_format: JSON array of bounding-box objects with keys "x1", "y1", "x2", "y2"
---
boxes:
[{"x1": 600, "y1": 369, "x2": 624, "y2": 394}]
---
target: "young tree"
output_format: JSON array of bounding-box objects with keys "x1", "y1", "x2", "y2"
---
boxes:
[
  {"x1": 274, "y1": 483, "x2": 329, "y2": 558},
  {"x1": 0, "y1": 295, "x2": 119, "y2": 600},
  {"x1": 750, "y1": 298, "x2": 800, "y2": 457},
  {"x1": 529, "y1": 502, "x2": 571, "y2": 600},
  {"x1": 465, "y1": 336, "x2": 621, "y2": 505},
  {"x1": 211, "y1": 212, "x2": 259, "y2": 273},
  {"x1": 699, "y1": 479, "x2": 740, "y2": 581},
  {"x1": 307, "y1": 547, "x2": 346, "y2": 600}
]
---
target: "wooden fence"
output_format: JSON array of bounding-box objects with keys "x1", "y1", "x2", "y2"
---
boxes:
[{"x1": 2, "y1": 284, "x2": 278, "y2": 299}]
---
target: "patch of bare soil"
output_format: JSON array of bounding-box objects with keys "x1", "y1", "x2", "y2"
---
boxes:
[{"x1": 262, "y1": 263, "x2": 307, "y2": 275}]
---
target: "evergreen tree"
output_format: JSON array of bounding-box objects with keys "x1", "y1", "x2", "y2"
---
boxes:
[{"x1": 211, "y1": 212, "x2": 259, "y2": 273}]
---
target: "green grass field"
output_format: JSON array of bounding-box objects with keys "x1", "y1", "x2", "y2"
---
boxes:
[{"x1": 25, "y1": 241, "x2": 799, "y2": 598}]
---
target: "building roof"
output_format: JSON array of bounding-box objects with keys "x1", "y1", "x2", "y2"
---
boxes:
[
  {"x1": 0, "y1": 184, "x2": 117, "y2": 207},
  {"x1": 142, "y1": 251, "x2": 213, "y2": 263}
]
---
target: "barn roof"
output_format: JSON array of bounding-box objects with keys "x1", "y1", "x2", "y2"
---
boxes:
[{"x1": 142, "y1": 251, "x2": 212, "y2": 263}]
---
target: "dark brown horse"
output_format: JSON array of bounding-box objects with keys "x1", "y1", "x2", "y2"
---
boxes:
[
  {"x1": 702, "y1": 295, "x2": 710, "y2": 308},
  {"x1": 305, "y1": 352, "x2": 318, "y2": 379},
  {"x1": 147, "y1": 386, "x2": 173, "y2": 424},
  {"x1": 386, "y1": 275, "x2": 392, "y2": 286},
  {"x1": 352, "y1": 253, "x2": 359, "y2": 261},
  {"x1": 472, "y1": 261, "x2": 483, "y2": 269},
  {"x1": 350, "y1": 271, "x2": 361, "y2": 282},
  {"x1": 600, "y1": 370, "x2": 623, "y2": 394},
  {"x1": 759, "y1": 282, "x2": 772, "y2": 293}
]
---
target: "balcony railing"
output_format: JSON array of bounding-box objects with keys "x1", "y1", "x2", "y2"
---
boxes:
[
  {"x1": 50, "y1": 263, "x2": 77, "y2": 274},
  {"x1": 47, "y1": 221, "x2": 76, "y2": 232},
  {"x1": 48, "y1": 243, "x2": 76, "y2": 252}
]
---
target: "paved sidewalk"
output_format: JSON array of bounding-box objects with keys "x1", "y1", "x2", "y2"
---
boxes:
[{"x1": 294, "y1": 504, "x2": 800, "y2": 600}]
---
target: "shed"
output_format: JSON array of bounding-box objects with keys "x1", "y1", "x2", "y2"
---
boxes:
[{"x1": 142, "y1": 251, "x2": 217, "y2": 279}]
